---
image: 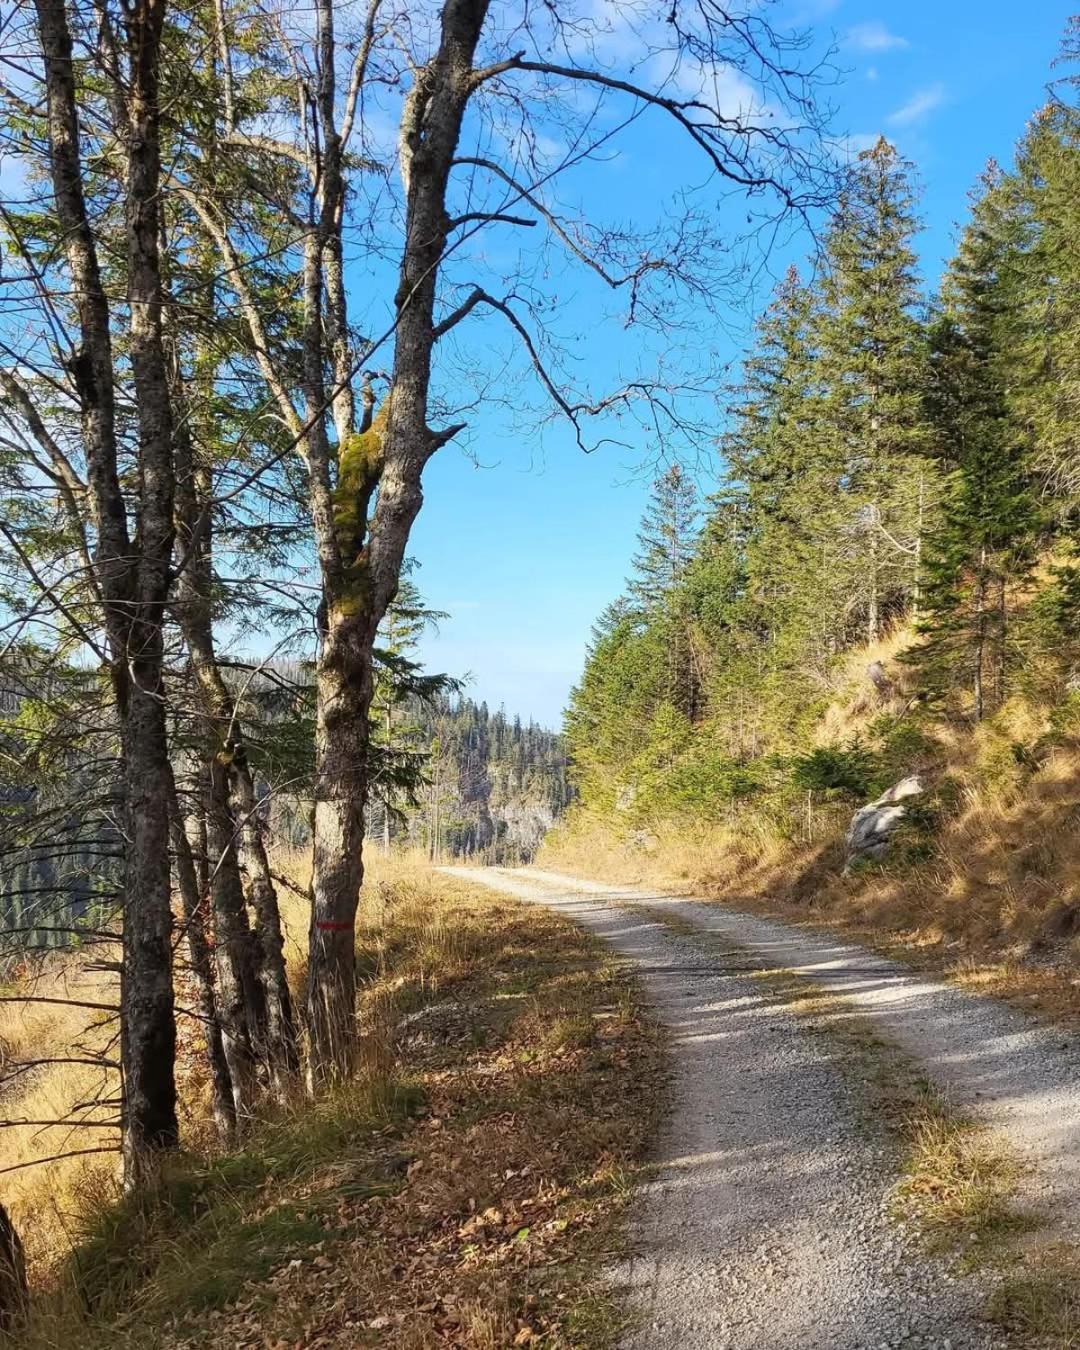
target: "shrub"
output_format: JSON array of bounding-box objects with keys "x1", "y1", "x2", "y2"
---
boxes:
[{"x1": 790, "y1": 739, "x2": 880, "y2": 799}]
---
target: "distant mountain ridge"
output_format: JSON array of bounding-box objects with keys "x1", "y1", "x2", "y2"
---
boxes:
[{"x1": 377, "y1": 693, "x2": 571, "y2": 863}]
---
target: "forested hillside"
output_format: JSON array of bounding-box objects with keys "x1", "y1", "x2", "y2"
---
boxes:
[
  {"x1": 0, "y1": 648, "x2": 566, "y2": 954},
  {"x1": 551, "y1": 60, "x2": 1080, "y2": 959},
  {"x1": 372, "y1": 694, "x2": 570, "y2": 862}
]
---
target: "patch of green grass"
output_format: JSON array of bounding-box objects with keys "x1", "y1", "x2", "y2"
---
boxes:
[
  {"x1": 544, "y1": 1011, "x2": 596, "y2": 1052},
  {"x1": 564, "y1": 1283, "x2": 641, "y2": 1345},
  {"x1": 888, "y1": 1105, "x2": 1030, "y2": 1259},
  {"x1": 150, "y1": 1203, "x2": 330, "y2": 1315}
]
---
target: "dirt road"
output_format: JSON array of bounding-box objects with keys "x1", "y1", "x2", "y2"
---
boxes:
[{"x1": 445, "y1": 866, "x2": 1080, "y2": 1349}]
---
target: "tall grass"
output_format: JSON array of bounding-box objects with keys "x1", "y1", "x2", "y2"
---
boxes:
[
  {"x1": 0, "y1": 847, "x2": 438, "y2": 1287},
  {"x1": 0, "y1": 959, "x2": 121, "y2": 1272}
]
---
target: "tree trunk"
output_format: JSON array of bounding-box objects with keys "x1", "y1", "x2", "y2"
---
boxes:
[
  {"x1": 306, "y1": 0, "x2": 494, "y2": 1082},
  {"x1": 232, "y1": 749, "x2": 300, "y2": 1092},
  {"x1": 867, "y1": 501, "x2": 880, "y2": 643},
  {"x1": 172, "y1": 382, "x2": 296, "y2": 1103},
  {"x1": 34, "y1": 0, "x2": 181, "y2": 1183},
  {"x1": 973, "y1": 545, "x2": 989, "y2": 722},
  {"x1": 306, "y1": 621, "x2": 372, "y2": 1086},
  {"x1": 383, "y1": 704, "x2": 393, "y2": 854},
  {"x1": 168, "y1": 778, "x2": 236, "y2": 1140},
  {"x1": 206, "y1": 753, "x2": 263, "y2": 1118},
  {"x1": 121, "y1": 0, "x2": 181, "y2": 1175},
  {"x1": 995, "y1": 574, "x2": 1008, "y2": 710},
  {"x1": 912, "y1": 470, "x2": 925, "y2": 623}
]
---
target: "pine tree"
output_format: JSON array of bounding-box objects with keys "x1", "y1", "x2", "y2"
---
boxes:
[
  {"x1": 815, "y1": 137, "x2": 936, "y2": 642},
  {"x1": 628, "y1": 465, "x2": 700, "y2": 611},
  {"x1": 722, "y1": 265, "x2": 849, "y2": 703},
  {"x1": 918, "y1": 165, "x2": 1042, "y2": 718},
  {"x1": 1010, "y1": 97, "x2": 1080, "y2": 508}
]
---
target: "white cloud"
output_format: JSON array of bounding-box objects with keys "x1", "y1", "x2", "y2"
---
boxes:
[
  {"x1": 653, "y1": 53, "x2": 764, "y2": 120},
  {"x1": 887, "y1": 83, "x2": 947, "y2": 127},
  {"x1": 866, "y1": 65, "x2": 879, "y2": 82},
  {"x1": 844, "y1": 21, "x2": 909, "y2": 53}
]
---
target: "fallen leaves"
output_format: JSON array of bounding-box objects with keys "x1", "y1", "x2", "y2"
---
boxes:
[{"x1": 70, "y1": 876, "x2": 665, "y2": 1350}]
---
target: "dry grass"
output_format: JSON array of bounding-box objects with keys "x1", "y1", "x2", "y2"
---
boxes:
[
  {"x1": 988, "y1": 1245, "x2": 1080, "y2": 1346},
  {"x1": 540, "y1": 624, "x2": 1080, "y2": 1027},
  {"x1": 0, "y1": 958, "x2": 122, "y2": 1272},
  {"x1": 889, "y1": 1107, "x2": 1025, "y2": 1251},
  {"x1": 0, "y1": 848, "x2": 443, "y2": 1287},
  {"x1": 15, "y1": 861, "x2": 663, "y2": 1349}
]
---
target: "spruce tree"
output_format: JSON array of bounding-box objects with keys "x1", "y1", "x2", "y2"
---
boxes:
[
  {"x1": 918, "y1": 166, "x2": 1042, "y2": 719},
  {"x1": 722, "y1": 265, "x2": 849, "y2": 702},
  {"x1": 625, "y1": 465, "x2": 703, "y2": 719},
  {"x1": 1010, "y1": 98, "x2": 1080, "y2": 508},
  {"x1": 628, "y1": 465, "x2": 700, "y2": 611},
  {"x1": 815, "y1": 138, "x2": 935, "y2": 642},
  {"x1": 369, "y1": 568, "x2": 456, "y2": 848}
]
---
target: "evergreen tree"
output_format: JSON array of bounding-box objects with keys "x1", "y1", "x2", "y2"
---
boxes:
[
  {"x1": 625, "y1": 466, "x2": 702, "y2": 719},
  {"x1": 722, "y1": 265, "x2": 850, "y2": 709},
  {"x1": 628, "y1": 465, "x2": 700, "y2": 611},
  {"x1": 564, "y1": 20, "x2": 1080, "y2": 855},
  {"x1": 815, "y1": 138, "x2": 936, "y2": 642},
  {"x1": 1010, "y1": 98, "x2": 1080, "y2": 507},
  {"x1": 564, "y1": 600, "x2": 669, "y2": 812},
  {"x1": 918, "y1": 166, "x2": 1043, "y2": 718},
  {"x1": 368, "y1": 568, "x2": 458, "y2": 848}
]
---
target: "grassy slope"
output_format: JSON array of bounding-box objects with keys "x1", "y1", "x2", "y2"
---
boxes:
[
  {"x1": 12, "y1": 864, "x2": 663, "y2": 1349},
  {"x1": 542, "y1": 630, "x2": 1080, "y2": 1025}
]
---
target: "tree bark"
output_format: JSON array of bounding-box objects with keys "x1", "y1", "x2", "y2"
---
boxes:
[
  {"x1": 167, "y1": 778, "x2": 236, "y2": 1140},
  {"x1": 172, "y1": 374, "x2": 296, "y2": 1105},
  {"x1": 33, "y1": 0, "x2": 179, "y2": 1183},
  {"x1": 305, "y1": 0, "x2": 491, "y2": 1084},
  {"x1": 232, "y1": 746, "x2": 300, "y2": 1092},
  {"x1": 973, "y1": 545, "x2": 988, "y2": 722},
  {"x1": 120, "y1": 0, "x2": 181, "y2": 1182}
]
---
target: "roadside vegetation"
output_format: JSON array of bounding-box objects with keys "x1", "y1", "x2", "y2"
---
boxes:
[
  {"x1": 6, "y1": 860, "x2": 662, "y2": 1347},
  {"x1": 547, "y1": 26, "x2": 1080, "y2": 1020},
  {"x1": 544, "y1": 624, "x2": 1080, "y2": 1025}
]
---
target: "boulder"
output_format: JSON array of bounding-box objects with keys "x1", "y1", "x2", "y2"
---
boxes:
[{"x1": 845, "y1": 774, "x2": 924, "y2": 871}]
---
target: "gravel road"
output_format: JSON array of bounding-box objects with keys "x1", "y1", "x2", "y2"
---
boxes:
[{"x1": 446, "y1": 865, "x2": 1025, "y2": 1349}]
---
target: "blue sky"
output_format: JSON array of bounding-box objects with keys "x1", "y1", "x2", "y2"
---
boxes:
[{"x1": 407, "y1": 0, "x2": 1072, "y2": 728}]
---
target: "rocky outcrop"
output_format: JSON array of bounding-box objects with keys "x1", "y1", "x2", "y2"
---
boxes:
[{"x1": 845, "y1": 775, "x2": 925, "y2": 870}]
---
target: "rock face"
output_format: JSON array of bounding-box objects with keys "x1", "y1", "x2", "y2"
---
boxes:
[
  {"x1": 0, "y1": 1203, "x2": 27, "y2": 1334},
  {"x1": 845, "y1": 775, "x2": 924, "y2": 870}
]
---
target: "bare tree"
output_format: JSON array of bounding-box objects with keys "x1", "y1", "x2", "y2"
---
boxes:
[{"x1": 188, "y1": 0, "x2": 834, "y2": 1080}]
